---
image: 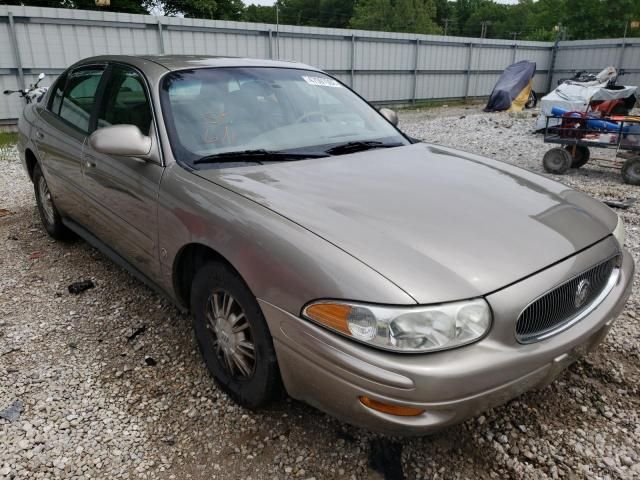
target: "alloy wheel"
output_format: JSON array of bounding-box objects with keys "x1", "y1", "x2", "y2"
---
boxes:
[
  {"x1": 205, "y1": 290, "x2": 256, "y2": 378},
  {"x1": 38, "y1": 175, "x2": 55, "y2": 225}
]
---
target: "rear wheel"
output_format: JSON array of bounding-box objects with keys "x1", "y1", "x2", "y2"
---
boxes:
[
  {"x1": 621, "y1": 157, "x2": 640, "y2": 186},
  {"x1": 33, "y1": 163, "x2": 75, "y2": 241},
  {"x1": 563, "y1": 145, "x2": 590, "y2": 168},
  {"x1": 525, "y1": 90, "x2": 537, "y2": 109},
  {"x1": 543, "y1": 147, "x2": 572, "y2": 174},
  {"x1": 190, "y1": 261, "x2": 282, "y2": 409}
]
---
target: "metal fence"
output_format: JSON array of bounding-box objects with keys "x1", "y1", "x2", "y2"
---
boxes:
[{"x1": 1, "y1": 5, "x2": 639, "y2": 124}]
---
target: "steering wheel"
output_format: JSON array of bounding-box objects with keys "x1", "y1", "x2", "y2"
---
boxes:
[{"x1": 296, "y1": 111, "x2": 329, "y2": 123}]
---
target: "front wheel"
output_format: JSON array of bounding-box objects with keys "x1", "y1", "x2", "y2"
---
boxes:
[
  {"x1": 621, "y1": 157, "x2": 640, "y2": 185},
  {"x1": 33, "y1": 163, "x2": 75, "y2": 241},
  {"x1": 190, "y1": 262, "x2": 282, "y2": 409},
  {"x1": 564, "y1": 145, "x2": 590, "y2": 168},
  {"x1": 543, "y1": 147, "x2": 572, "y2": 174}
]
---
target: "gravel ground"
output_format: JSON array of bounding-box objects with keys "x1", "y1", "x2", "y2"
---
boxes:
[{"x1": 1, "y1": 105, "x2": 639, "y2": 480}]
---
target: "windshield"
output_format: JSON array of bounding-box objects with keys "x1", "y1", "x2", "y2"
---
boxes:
[{"x1": 160, "y1": 67, "x2": 408, "y2": 165}]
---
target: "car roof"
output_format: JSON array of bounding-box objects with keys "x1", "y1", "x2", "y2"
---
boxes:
[{"x1": 73, "y1": 54, "x2": 322, "y2": 73}]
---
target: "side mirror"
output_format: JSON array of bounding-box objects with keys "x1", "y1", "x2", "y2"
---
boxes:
[
  {"x1": 379, "y1": 107, "x2": 398, "y2": 126},
  {"x1": 89, "y1": 124, "x2": 152, "y2": 158},
  {"x1": 38, "y1": 73, "x2": 45, "y2": 80}
]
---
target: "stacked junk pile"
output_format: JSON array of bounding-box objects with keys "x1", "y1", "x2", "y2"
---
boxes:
[{"x1": 484, "y1": 63, "x2": 639, "y2": 185}]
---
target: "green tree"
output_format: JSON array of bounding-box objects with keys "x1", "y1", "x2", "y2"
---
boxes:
[
  {"x1": 350, "y1": 0, "x2": 440, "y2": 34},
  {"x1": 161, "y1": 0, "x2": 245, "y2": 19},
  {"x1": 2, "y1": 0, "x2": 151, "y2": 13},
  {"x1": 243, "y1": 4, "x2": 277, "y2": 23}
]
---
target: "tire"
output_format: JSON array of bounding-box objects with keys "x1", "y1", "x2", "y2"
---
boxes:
[
  {"x1": 32, "y1": 163, "x2": 75, "y2": 241},
  {"x1": 190, "y1": 261, "x2": 282, "y2": 409},
  {"x1": 543, "y1": 147, "x2": 572, "y2": 174},
  {"x1": 525, "y1": 90, "x2": 537, "y2": 109},
  {"x1": 563, "y1": 145, "x2": 590, "y2": 168},
  {"x1": 621, "y1": 157, "x2": 640, "y2": 186}
]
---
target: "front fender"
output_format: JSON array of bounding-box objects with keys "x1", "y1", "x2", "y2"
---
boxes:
[{"x1": 157, "y1": 163, "x2": 415, "y2": 315}]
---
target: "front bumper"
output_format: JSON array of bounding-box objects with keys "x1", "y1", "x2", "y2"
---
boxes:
[{"x1": 260, "y1": 239, "x2": 634, "y2": 436}]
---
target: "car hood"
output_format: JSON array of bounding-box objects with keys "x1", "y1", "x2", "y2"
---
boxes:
[{"x1": 195, "y1": 143, "x2": 617, "y2": 304}]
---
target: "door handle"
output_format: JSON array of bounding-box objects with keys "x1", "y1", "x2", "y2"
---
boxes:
[{"x1": 35, "y1": 130, "x2": 44, "y2": 140}]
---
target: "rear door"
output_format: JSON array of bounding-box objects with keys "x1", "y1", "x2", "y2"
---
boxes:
[
  {"x1": 80, "y1": 63, "x2": 164, "y2": 280},
  {"x1": 34, "y1": 65, "x2": 106, "y2": 223}
]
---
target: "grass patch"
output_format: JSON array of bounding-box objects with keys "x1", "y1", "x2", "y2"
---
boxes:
[{"x1": 0, "y1": 132, "x2": 19, "y2": 148}]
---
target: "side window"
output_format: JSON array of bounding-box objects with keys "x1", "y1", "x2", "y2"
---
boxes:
[
  {"x1": 58, "y1": 66, "x2": 105, "y2": 132},
  {"x1": 48, "y1": 74, "x2": 67, "y2": 115},
  {"x1": 97, "y1": 65, "x2": 152, "y2": 135}
]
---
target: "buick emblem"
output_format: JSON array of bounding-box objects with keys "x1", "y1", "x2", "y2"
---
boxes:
[{"x1": 574, "y1": 279, "x2": 591, "y2": 308}]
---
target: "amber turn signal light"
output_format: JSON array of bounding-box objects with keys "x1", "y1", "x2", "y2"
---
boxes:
[
  {"x1": 303, "y1": 303, "x2": 352, "y2": 335},
  {"x1": 359, "y1": 396, "x2": 425, "y2": 417}
]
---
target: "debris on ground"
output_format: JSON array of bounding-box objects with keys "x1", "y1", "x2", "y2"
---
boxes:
[
  {"x1": 126, "y1": 324, "x2": 147, "y2": 342},
  {"x1": 0, "y1": 400, "x2": 24, "y2": 423},
  {"x1": 0, "y1": 346, "x2": 21, "y2": 357},
  {"x1": 144, "y1": 355, "x2": 157, "y2": 366},
  {"x1": 0, "y1": 208, "x2": 12, "y2": 218},
  {"x1": 603, "y1": 197, "x2": 637, "y2": 210},
  {"x1": 68, "y1": 279, "x2": 95, "y2": 294}
]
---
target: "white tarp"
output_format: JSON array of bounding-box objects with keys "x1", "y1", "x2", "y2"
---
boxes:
[{"x1": 535, "y1": 67, "x2": 637, "y2": 130}]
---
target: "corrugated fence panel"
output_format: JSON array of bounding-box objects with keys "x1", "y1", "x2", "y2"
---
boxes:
[
  {"x1": 279, "y1": 36, "x2": 350, "y2": 70},
  {"x1": 515, "y1": 48, "x2": 550, "y2": 70},
  {"x1": 354, "y1": 40, "x2": 415, "y2": 71},
  {"x1": 416, "y1": 73, "x2": 466, "y2": 98},
  {"x1": 419, "y1": 44, "x2": 469, "y2": 70},
  {"x1": 0, "y1": 17, "x2": 13, "y2": 69},
  {"x1": 1, "y1": 5, "x2": 638, "y2": 123},
  {"x1": 355, "y1": 73, "x2": 413, "y2": 102}
]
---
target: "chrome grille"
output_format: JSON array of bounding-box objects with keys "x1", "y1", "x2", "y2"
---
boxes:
[{"x1": 516, "y1": 256, "x2": 619, "y2": 343}]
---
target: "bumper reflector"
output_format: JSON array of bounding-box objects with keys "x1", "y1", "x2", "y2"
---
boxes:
[{"x1": 359, "y1": 396, "x2": 424, "y2": 417}]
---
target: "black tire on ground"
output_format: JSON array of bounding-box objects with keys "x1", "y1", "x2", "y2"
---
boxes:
[
  {"x1": 543, "y1": 147, "x2": 572, "y2": 174},
  {"x1": 525, "y1": 90, "x2": 537, "y2": 109},
  {"x1": 32, "y1": 163, "x2": 75, "y2": 241},
  {"x1": 563, "y1": 145, "x2": 590, "y2": 168},
  {"x1": 621, "y1": 157, "x2": 640, "y2": 186},
  {"x1": 190, "y1": 261, "x2": 282, "y2": 409}
]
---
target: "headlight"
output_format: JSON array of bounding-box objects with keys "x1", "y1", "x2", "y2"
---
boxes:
[
  {"x1": 302, "y1": 298, "x2": 491, "y2": 353},
  {"x1": 613, "y1": 215, "x2": 625, "y2": 247}
]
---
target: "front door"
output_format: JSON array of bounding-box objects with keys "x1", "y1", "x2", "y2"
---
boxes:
[{"x1": 80, "y1": 63, "x2": 164, "y2": 281}]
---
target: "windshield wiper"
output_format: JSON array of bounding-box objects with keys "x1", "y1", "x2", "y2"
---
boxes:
[
  {"x1": 325, "y1": 141, "x2": 404, "y2": 156},
  {"x1": 193, "y1": 149, "x2": 329, "y2": 165}
]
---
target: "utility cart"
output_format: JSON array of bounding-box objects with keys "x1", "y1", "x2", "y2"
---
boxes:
[{"x1": 542, "y1": 111, "x2": 640, "y2": 185}]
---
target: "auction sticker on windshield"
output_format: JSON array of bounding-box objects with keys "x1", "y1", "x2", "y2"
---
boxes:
[{"x1": 302, "y1": 75, "x2": 343, "y2": 88}]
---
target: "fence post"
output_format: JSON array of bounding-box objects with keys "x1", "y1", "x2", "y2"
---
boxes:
[
  {"x1": 464, "y1": 42, "x2": 474, "y2": 99},
  {"x1": 545, "y1": 38, "x2": 560, "y2": 94},
  {"x1": 512, "y1": 42, "x2": 517, "y2": 63},
  {"x1": 157, "y1": 19, "x2": 165, "y2": 54},
  {"x1": 7, "y1": 12, "x2": 25, "y2": 91},
  {"x1": 412, "y1": 38, "x2": 419, "y2": 104},
  {"x1": 617, "y1": 39, "x2": 627, "y2": 77},
  {"x1": 350, "y1": 34, "x2": 356, "y2": 88},
  {"x1": 268, "y1": 29, "x2": 273, "y2": 59}
]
